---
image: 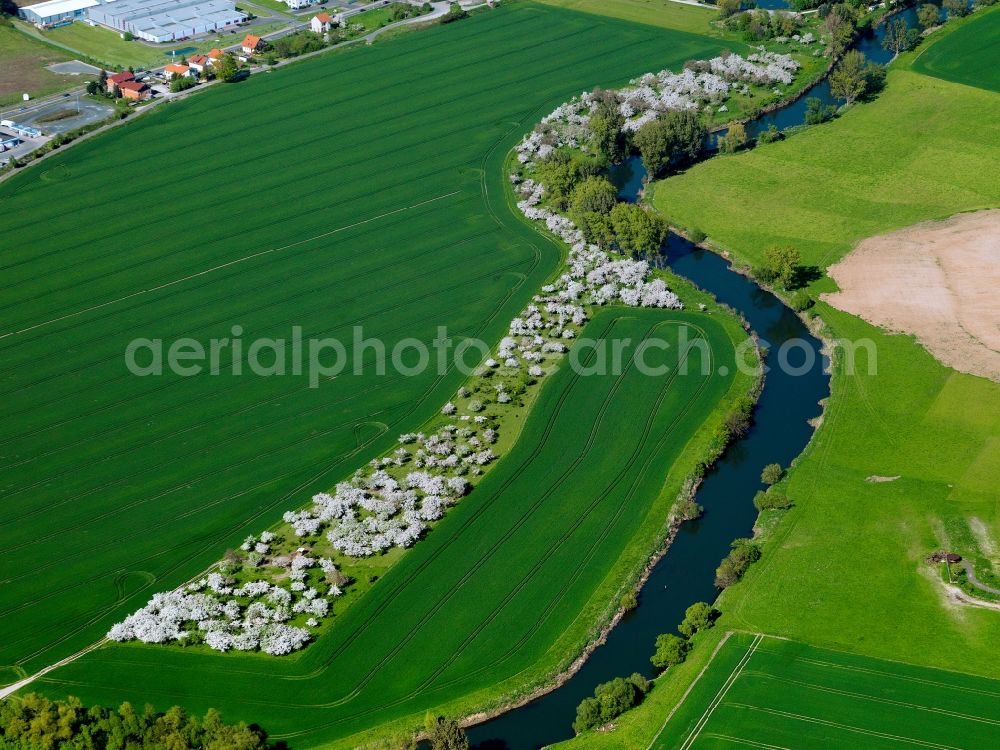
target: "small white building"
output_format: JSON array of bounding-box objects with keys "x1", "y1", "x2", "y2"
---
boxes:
[
  {"x1": 187, "y1": 54, "x2": 209, "y2": 73},
  {"x1": 164, "y1": 62, "x2": 194, "y2": 78},
  {"x1": 284, "y1": 0, "x2": 312, "y2": 9},
  {"x1": 310, "y1": 11, "x2": 332, "y2": 33}
]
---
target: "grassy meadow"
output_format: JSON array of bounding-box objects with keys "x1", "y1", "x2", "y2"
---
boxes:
[
  {"x1": 559, "y1": 14, "x2": 1000, "y2": 749},
  {"x1": 1, "y1": 1, "x2": 750, "y2": 744},
  {"x1": 653, "y1": 633, "x2": 1000, "y2": 749},
  {"x1": 650, "y1": 67, "x2": 1000, "y2": 281},
  {"x1": 0, "y1": 23, "x2": 76, "y2": 107}
]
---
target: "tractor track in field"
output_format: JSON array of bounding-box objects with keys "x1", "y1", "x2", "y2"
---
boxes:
[
  {"x1": 0, "y1": 230, "x2": 503, "y2": 460},
  {"x1": 0, "y1": 195, "x2": 488, "y2": 374}
]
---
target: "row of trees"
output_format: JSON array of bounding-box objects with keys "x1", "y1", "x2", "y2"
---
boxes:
[
  {"x1": 0, "y1": 693, "x2": 275, "y2": 749},
  {"x1": 573, "y1": 601, "x2": 723, "y2": 734},
  {"x1": 725, "y1": 7, "x2": 803, "y2": 43}
]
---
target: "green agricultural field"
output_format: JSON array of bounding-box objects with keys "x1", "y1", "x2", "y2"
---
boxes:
[
  {"x1": 0, "y1": 23, "x2": 76, "y2": 107},
  {"x1": 535, "y1": 0, "x2": 728, "y2": 36},
  {"x1": 0, "y1": 1, "x2": 747, "y2": 744},
  {"x1": 652, "y1": 632, "x2": 1000, "y2": 749},
  {"x1": 34, "y1": 310, "x2": 745, "y2": 747},
  {"x1": 912, "y1": 6, "x2": 1000, "y2": 93}
]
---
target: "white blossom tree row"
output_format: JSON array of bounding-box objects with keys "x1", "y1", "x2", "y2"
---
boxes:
[{"x1": 107, "y1": 60, "x2": 710, "y2": 656}]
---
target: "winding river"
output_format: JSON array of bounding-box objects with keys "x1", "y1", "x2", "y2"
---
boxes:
[{"x1": 463, "y1": 8, "x2": 923, "y2": 748}]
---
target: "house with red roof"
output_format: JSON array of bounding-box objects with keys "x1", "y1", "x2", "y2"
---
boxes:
[
  {"x1": 106, "y1": 70, "x2": 135, "y2": 95},
  {"x1": 311, "y1": 11, "x2": 332, "y2": 33},
  {"x1": 164, "y1": 63, "x2": 193, "y2": 79},
  {"x1": 241, "y1": 34, "x2": 264, "y2": 56},
  {"x1": 118, "y1": 81, "x2": 152, "y2": 101},
  {"x1": 187, "y1": 54, "x2": 209, "y2": 74}
]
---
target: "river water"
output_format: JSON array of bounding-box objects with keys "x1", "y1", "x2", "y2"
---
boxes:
[{"x1": 461, "y1": 9, "x2": 931, "y2": 747}]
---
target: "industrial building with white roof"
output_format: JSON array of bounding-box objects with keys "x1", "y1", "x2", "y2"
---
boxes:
[{"x1": 19, "y1": 0, "x2": 246, "y2": 42}]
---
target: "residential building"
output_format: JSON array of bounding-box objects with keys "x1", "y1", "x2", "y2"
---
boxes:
[
  {"x1": 187, "y1": 54, "x2": 209, "y2": 73},
  {"x1": 118, "y1": 81, "x2": 152, "y2": 101},
  {"x1": 284, "y1": 0, "x2": 313, "y2": 9},
  {"x1": 106, "y1": 70, "x2": 136, "y2": 95},
  {"x1": 310, "y1": 11, "x2": 332, "y2": 33},
  {"x1": 241, "y1": 33, "x2": 264, "y2": 55},
  {"x1": 164, "y1": 62, "x2": 193, "y2": 78}
]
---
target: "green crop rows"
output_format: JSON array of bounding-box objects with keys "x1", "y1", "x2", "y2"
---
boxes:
[
  {"x1": 1, "y1": 2, "x2": 741, "y2": 745},
  {"x1": 654, "y1": 632, "x2": 1000, "y2": 749},
  {"x1": 912, "y1": 6, "x2": 1000, "y2": 93},
  {"x1": 35, "y1": 310, "x2": 740, "y2": 746}
]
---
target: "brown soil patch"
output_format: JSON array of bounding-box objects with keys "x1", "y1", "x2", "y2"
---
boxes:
[{"x1": 823, "y1": 210, "x2": 1000, "y2": 382}]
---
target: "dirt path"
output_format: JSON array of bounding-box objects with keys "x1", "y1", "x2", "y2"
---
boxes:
[{"x1": 823, "y1": 210, "x2": 1000, "y2": 382}]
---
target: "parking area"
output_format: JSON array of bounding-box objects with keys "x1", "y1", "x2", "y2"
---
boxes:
[
  {"x1": 5, "y1": 96, "x2": 116, "y2": 135},
  {"x1": 45, "y1": 60, "x2": 103, "y2": 76}
]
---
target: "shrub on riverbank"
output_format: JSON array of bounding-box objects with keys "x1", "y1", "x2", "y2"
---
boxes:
[
  {"x1": 573, "y1": 674, "x2": 651, "y2": 733},
  {"x1": 754, "y1": 489, "x2": 793, "y2": 511},
  {"x1": 715, "y1": 538, "x2": 761, "y2": 588}
]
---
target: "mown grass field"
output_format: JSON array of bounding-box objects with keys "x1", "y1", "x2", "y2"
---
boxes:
[
  {"x1": 0, "y1": 23, "x2": 75, "y2": 107},
  {"x1": 36, "y1": 309, "x2": 744, "y2": 747},
  {"x1": 652, "y1": 633, "x2": 1000, "y2": 749},
  {"x1": 1, "y1": 1, "x2": 746, "y2": 742},
  {"x1": 559, "y1": 17, "x2": 1000, "y2": 750},
  {"x1": 912, "y1": 6, "x2": 1000, "y2": 93},
  {"x1": 650, "y1": 68, "x2": 1000, "y2": 281}
]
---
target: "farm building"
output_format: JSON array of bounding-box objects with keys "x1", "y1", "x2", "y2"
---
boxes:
[
  {"x1": 18, "y1": 0, "x2": 99, "y2": 28},
  {"x1": 118, "y1": 81, "x2": 152, "y2": 101},
  {"x1": 87, "y1": 0, "x2": 247, "y2": 43}
]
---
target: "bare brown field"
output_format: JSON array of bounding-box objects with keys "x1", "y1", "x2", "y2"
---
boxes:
[{"x1": 824, "y1": 210, "x2": 1000, "y2": 382}]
